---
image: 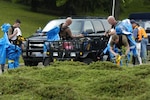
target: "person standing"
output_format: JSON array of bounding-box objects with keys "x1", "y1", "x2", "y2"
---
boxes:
[
  {"x1": 131, "y1": 20, "x2": 142, "y2": 65},
  {"x1": 0, "y1": 23, "x2": 11, "y2": 73},
  {"x1": 139, "y1": 25, "x2": 148, "y2": 63},
  {"x1": 8, "y1": 19, "x2": 22, "y2": 47},
  {"x1": 7, "y1": 19, "x2": 22, "y2": 69}
]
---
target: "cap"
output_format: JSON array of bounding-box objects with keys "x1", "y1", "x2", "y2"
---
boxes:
[{"x1": 130, "y1": 20, "x2": 137, "y2": 24}]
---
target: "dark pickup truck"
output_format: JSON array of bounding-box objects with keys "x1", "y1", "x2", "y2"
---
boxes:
[{"x1": 22, "y1": 17, "x2": 111, "y2": 66}]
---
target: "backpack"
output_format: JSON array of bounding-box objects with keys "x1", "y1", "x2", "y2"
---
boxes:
[
  {"x1": 46, "y1": 26, "x2": 60, "y2": 41},
  {"x1": 116, "y1": 35, "x2": 130, "y2": 49},
  {"x1": 10, "y1": 26, "x2": 15, "y2": 34},
  {"x1": 59, "y1": 23, "x2": 72, "y2": 40}
]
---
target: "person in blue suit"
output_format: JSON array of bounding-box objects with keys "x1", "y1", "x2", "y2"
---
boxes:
[
  {"x1": 0, "y1": 23, "x2": 22, "y2": 71},
  {"x1": 104, "y1": 16, "x2": 138, "y2": 65},
  {"x1": 0, "y1": 23, "x2": 11, "y2": 72}
]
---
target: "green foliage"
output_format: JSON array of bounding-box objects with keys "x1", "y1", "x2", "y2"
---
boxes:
[
  {"x1": 56, "y1": 0, "x2": 68, "y2": 7},
  {"x1": 0, "y1": 61, "x2": 150, "y2": 99},
  {"x1": 35, "y1": 84, "x2": 79, "y2": 100},
  {"x1": 88, "y1": 61, "x2": 121, "y2": 70}
]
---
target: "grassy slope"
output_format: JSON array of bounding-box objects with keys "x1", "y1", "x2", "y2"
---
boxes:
[
  {"x1": 0, "y1": 1, "x2": 57, "y2": 38},
  {"x1": 0, "y1": 61, "x2": 150, "y2": 100}
]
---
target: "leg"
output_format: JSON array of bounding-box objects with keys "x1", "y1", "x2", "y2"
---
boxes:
[
  {"x1": 141, "y1": 38, "x2": 148, "y2": 63},
  {"x1": 136, "y1": 43, "x2": 142, "y2": 64},
  {"x1": 1, "y1": 64, "x2": 5, "y2": 73}
]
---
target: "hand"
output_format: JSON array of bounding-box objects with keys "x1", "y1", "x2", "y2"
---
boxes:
[
  {"x1": 80, "y1": 34, "x2": 84, "y2": 37},
  {"x1": 114, "y1": 53, "x2": 119, "y2": 57},
  {"x1": 122, "y1": 54, "x2": 128, "y2": 60},
  {"x1": 104, "y1": 32, "x2": 109, "y2": 37}
]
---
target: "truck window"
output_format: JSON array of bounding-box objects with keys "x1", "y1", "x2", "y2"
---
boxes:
[
  {"x1": 92, "y1": 20, "x2": 105, "y2": 33},
  {"x1": 70, "y1": 21, "x2": 83, "y2": 34},
  {"x1": 83, "y1": 21, "x2": 94, "y2": 33}
]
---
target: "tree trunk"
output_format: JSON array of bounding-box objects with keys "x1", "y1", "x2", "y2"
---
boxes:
[{"x1": 115, "y1": 0, "x2": 120, "y2": 20}]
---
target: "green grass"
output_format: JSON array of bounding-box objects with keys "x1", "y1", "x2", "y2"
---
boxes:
[
  {"x1": 0, "y1": 1, "x2": 57, "y2": 38},
  {"x1": 1, "y1": 61, "x2": 150, "y2": 99}
]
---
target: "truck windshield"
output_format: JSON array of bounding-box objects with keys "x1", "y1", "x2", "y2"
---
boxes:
[{"x1": 42, "y1": 19, "x2": 83, "y2": 34}]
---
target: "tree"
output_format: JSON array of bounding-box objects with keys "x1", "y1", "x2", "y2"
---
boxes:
[{"x1": 31, "y1": 0, "x2": 39, "y2": 12}]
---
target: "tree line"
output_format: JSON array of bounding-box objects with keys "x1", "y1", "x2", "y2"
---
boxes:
[{"x1": 4, "y1": 0, "x2": 150, "y2": 19}]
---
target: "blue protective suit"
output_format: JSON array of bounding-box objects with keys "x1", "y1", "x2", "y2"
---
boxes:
[
  {"x1": 0, "y1": 23, "x2": 21, "y2": 68},
  {"x1": 0, "y1": 33, "x2": 10, "y2": 64}
]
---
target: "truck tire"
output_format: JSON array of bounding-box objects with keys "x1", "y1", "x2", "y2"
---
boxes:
[
  {"x1": 43, "y1": 58, "x2": 53, "y2": 66},
  {"x1": 24, "y1": 61, "x2": 38, "y2": 66},
  {"x1": 82, "y1": 58, "x2": 93, "y2": 64}
]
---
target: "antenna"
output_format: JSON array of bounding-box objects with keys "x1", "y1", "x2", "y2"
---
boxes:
[{"x1": 112, "y1": 0, "x2": 115, "y2": 16}]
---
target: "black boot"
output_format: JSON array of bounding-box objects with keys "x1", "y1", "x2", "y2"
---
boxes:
[
  {"x1": 132, "y1": 55, "x2": 135, "y2": 65},
  {"x1": 1, "y1": 64, "x2": 5, "y2": 73}
]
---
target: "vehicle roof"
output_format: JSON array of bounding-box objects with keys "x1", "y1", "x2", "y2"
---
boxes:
[
  {"x1": 59, "y1": 16, "x2": 107, "y2": 19},
  {"x1": 42, "y1": 18, "x2": 108, "y2": 32},
  {"x1": 129, "y1": 12, "x2": 150, "y2": 20}
]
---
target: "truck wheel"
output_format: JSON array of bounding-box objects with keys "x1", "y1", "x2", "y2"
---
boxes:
[
  {"x1": 43, "y1": 58, "x2": 52, "y2": 66},
  {"x1": 82, "y1": 58, "x2": 93, "y2": 64}
]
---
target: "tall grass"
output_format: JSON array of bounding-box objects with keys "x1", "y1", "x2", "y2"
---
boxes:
[{"x1": 0, "y1": 61, "x2": 150, "y2": 99}]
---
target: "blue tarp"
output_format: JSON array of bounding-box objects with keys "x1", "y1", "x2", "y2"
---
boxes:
[
  {"x1": 44, "y1": 26, "x2": 60, "y2": 53},
  {"x1": 1, "y1": 23, "x2": 11, "y2": 33},
  {"x1": 46, "y1": 26, "x2": 60, "y2": 41}
]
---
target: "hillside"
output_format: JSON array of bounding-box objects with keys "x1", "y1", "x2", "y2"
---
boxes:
[{"x1": 0, "y1": 1, "x2": 57, "y2": 37}]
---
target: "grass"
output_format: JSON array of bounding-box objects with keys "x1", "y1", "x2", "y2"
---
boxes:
[
  {"x1": 1, "y1": 61, "x2": 150, "y2": 99},
  {"x1": 0, "y1": 1, "x2": 57, "y2": 38}
]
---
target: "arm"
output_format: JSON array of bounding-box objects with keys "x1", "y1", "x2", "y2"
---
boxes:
[
  {"x1": 110, "y1": 46, "x2": 118, "y2": 57},
  {"x1": 106, "y1": 28, "x2": 116, "y2": 36},
  {"x1": 7, "y1": 28, "x2": 18, "y2": 39},
  {"x1": 66, "y1": 28, "x2": 84, "y2": 38},
  {"x1": 132, "y1": 28, "x2": 138, "y2": 40},
  {"x1": 125, "y1": 44, "x2": 130, "y2": 56},
  {"x1": 138, "y1": 29, "x2": 142, "y2": 41},
  {"x1": 122, "y1": 35, "x2": 130, "y2": 56}
]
